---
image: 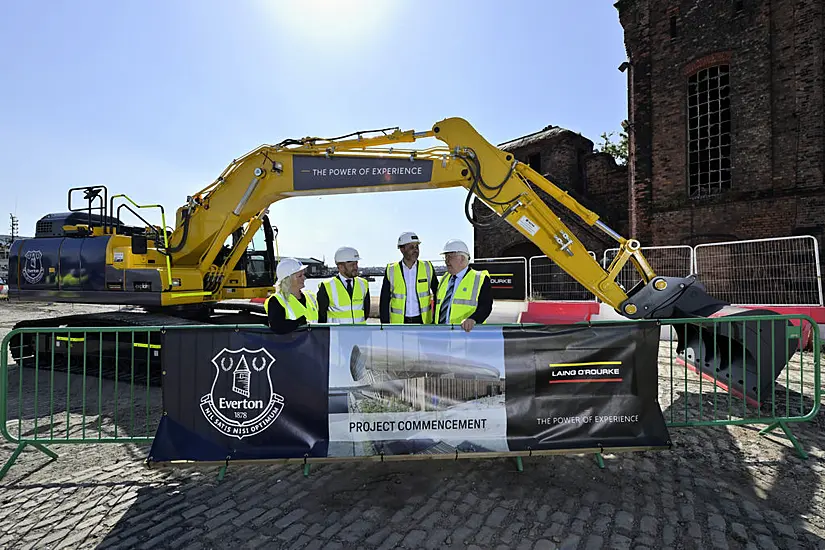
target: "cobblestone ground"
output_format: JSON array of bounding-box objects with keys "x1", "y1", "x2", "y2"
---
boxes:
[{"x1": 1, "y1": 307, "x2": 824, "y2": 549}]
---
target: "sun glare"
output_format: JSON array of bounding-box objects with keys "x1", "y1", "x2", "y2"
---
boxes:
[{"x1": 263, "y1": 0, "x2": 396, "y2": 44}]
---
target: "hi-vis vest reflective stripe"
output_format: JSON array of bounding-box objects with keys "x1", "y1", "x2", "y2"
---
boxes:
[
  {"x1": 265, "y1": 291, "x2": 319, "y2": 322},
  {"x1": 386, "y1": 260, "x2": 434, "y2": 324},
  {"x1": 321, "y1": 276, "x2": 368, "y2": 324},
  {"x1": 434, "y1": 269, "x2": 489, "y2": 324}
]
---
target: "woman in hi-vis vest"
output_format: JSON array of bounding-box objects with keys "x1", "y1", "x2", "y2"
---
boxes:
[{"x1": 265, "y1": 258, "x2": 319, "y2": 334}]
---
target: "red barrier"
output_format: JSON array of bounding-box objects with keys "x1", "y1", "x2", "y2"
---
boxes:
[
  {"x1": 520, "y1": 301, "x2": 600, "y2": 324},
  {"x1": 519, "y1": 302, "x2": 824, "y2": 348}
]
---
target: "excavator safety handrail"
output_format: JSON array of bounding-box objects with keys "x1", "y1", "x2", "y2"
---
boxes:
[{"x1": 109, "y1": 193, "x2": 174, "y2": 290}]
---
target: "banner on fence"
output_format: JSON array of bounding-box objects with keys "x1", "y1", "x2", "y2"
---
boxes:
[
  {"x1": 471, "y1": 260, "x2": 526, "y2": 301},
  {"x1": 148, "y1": 323, "x2": 671, "y2": 463}
]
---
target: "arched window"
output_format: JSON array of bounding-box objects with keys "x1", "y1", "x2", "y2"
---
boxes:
[{"x1": 687, "y1": 64, "x2": 731, "y2": 198}]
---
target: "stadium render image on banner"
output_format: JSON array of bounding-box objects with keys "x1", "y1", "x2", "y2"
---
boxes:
[
  {"x1": 148, "y1": 323, "x2": 671, "y2": 464},
  {"x1": 328, "y1": 325, "x2": 510, "y2": 457}
]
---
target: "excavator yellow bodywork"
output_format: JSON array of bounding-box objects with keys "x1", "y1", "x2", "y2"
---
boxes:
[
  {"x1": 9, "y1": 117, "x2": 702, "y2": 319},
  {"x1": 6, "y1": 117, "x2": 793, "y2": 406}
]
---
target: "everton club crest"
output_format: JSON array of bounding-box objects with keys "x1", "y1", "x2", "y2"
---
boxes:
[
  {"x1": 22, "y1": 250, "x2": 45, "y2": 284},
  {"x1": 200, "y1": 347, "x2": 285, "y2": 440}
]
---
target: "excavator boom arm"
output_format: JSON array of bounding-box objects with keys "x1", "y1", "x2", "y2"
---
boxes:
[
  {"x1": 6, "y1": 117, "x2": 793, "y2": 417},
  {"x1": 166, "y1": 117, "x2": 676, "y2": 315}
]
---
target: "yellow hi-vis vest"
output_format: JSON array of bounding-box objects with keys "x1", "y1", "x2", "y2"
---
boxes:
[
  {"x1": 265, "y1": 291, "x2": 319, "y2": 322},
  {"x1": 385, "y1": 260, "x2": 435, "y2": 324},
  {"x1": 434, "y1": 269, "x2": 489, "y2": 325},
  {"x1": 321, "y1": 276, "x2": 369, "y2": 324}
]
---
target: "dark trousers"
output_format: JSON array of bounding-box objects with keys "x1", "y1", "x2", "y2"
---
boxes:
[{"x1": 404, "y1": 315, "x2": 423, "y2": 324}]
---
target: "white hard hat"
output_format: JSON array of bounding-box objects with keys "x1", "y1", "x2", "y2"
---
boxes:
[
  {"x1": 397, "y1": 231, "x2": 421, "y2": 247},
  {"x1": 334, "y1": 246, "x2": 361, "y2": 263},
  {"x1": 441, "y1": 239, "x2": 470, "y2": 255},
  {"x1": 276, "y1": 257, "x2": 306, "y2": 280}
]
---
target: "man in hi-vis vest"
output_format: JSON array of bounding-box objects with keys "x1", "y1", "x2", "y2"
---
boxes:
[
  {"x1": 317, "y1": 246, "x2": 371, "y2": 324},
  {"x1": 434, "y1": 239, "x2": 493, "y2": 332},
  {"x1": 379, "y1": 231, "x2": 439, "y2": 324}
]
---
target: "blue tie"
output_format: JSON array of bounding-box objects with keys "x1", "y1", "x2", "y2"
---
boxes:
[{"x1": 439, "y1": 277, "x2": 456, "y2": 324}]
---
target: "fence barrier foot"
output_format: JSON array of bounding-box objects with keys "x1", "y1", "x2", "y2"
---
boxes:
[
  {"x1": 30, "y1": 443, "x2": 59, "y2": 461},
  {"x1": 0, "y1": 443, "x2": 27, "y2": 481},
  {"x1": 29, "y1": 442, "x2": 57, "y2": 460},
  {"x1": 0, "y1": 442, "x2": 58, "y2": 482},
  {"x1": 760, "y1": 421, "x2": 808, "y2": 460},
  {"x1": 594, "y1": 453, "x2": 605, "y2": 469},
  {"x1": 515, "y1": 456, "x2": 523, "y2": 472}
]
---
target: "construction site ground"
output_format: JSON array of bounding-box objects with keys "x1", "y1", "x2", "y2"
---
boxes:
[{"x1": 1, "y1": 301, "x2": 824, "y2": 550}]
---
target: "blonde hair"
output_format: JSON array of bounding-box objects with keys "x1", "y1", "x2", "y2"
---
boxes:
[{"x1": 276, "y1": 273, "x2": 295, "y2": 297}]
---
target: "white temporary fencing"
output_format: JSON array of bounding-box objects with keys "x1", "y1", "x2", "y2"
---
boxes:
[
  {"x1": 392, "y1": 236, "x2": 822, "y2": 307},
  {"x1": 518, "y1": 235, "x2": 823, "y2": 306},
  {"x1": 601, "y1": 245, "x2": 695, "y2": 296},
  {"x1": 528, "y1": 252, "x2": 598, "y2": 301},
  {"x1": 693, "y1": 236, "x2": 823, "y2": 307}
]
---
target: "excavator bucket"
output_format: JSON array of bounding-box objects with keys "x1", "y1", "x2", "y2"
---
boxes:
[{"x1": 622, "y1": 274, "x2": 797, "y2": 408}]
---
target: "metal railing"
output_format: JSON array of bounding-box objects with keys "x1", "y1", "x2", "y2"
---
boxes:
[
  {"x1": 0, "y1": 314, "x2": 820, "y2": 479},
  {"x1": 528, "y1": 252, "x2": 598, "y2": 301},
  {"x1": 522, "y1": 235, "x2": 823, "y2": 305},
  {"x1": 694, "y1": 235, "x2": 823, "y2": 307},
  {"x1": 602, "y1": 245, "x2": 695, "y2": 297},
  {"x1": 0, "y1": 327, "x2": 160, "y2": 479},
  {"x1": 655, "y1": 314, "x2": 821, "y2": 459}
]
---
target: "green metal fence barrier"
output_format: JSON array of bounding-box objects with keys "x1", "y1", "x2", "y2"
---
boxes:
[
  {"x1": 0, "y1": 314, "x2": 820, "y2": 481},
  {"x1": 656, "y1": 314, "x2": 821, "y2": 459},
  {"x1": 0, "y1": 325, "x2": 164, "y2": 480}
]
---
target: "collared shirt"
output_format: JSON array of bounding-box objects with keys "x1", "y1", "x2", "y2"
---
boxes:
[
  {"x1": 338, "y1": 274, "x2": 354, "y2": 294},
  {"x1": 444, "y1": 266, "x2": 468, "y2": 322},
  {"x1": 401, "y1": 261, "x2": 421, "y2": 316}
]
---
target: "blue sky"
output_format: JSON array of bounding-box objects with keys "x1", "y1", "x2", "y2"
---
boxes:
[{"x1": 0, "y1": 0, "x2": 628, "y2": 267}]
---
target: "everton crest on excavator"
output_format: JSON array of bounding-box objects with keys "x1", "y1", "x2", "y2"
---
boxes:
[{"x1": 6, "y1": 117, "x2": 795, "y2": 404}]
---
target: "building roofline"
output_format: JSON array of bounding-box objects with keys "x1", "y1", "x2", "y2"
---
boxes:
[{"x1": 496, "y1": 125, "x2": 560, "y2": 148}]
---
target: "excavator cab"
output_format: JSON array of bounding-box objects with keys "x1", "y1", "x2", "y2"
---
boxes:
[{"x1": 218, "y1": 218, "x2": 278, "y2": 292}]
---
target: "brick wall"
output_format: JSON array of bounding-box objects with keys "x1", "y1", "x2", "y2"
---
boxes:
[
  {"x1": 583, "y1": 152, "x2": 629, "y2": 239},
  {"x1": 616, "y1": 0, "x2": 825, "y2": 265}
]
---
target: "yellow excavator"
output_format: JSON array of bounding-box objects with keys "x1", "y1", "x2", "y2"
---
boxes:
[{"x1": 6, "y1": 117, "x2": 792, "y2": 401}]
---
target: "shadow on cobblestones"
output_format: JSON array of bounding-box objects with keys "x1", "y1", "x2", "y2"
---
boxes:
[
  {"x1": 661, "y1": 391, "x2": 825, "y2": 549},
  {"x1": 2, "y1": 359, "x2": 825, "y2": 548},
  {"x1": 79, "y1": 405, "x2": 825, "y2": 550}
]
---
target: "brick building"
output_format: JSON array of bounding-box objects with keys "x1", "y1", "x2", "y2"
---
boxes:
[
  {"x1": 472, "y1": 126, "x2": 629, "y2": 261},
  {"x1": 475, "y1": 0, "x2": 824, "y2": 303},
  {"x1": 615, "y1": 0, "x2": 824, "y2": 253}
]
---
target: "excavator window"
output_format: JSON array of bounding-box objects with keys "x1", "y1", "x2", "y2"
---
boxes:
[
  {"x1": 245, "y1": 252, "x2": 272, "y2": 287},
  {"x1": 241, "y1": 223, "x2": 275, "y2": 288}
]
